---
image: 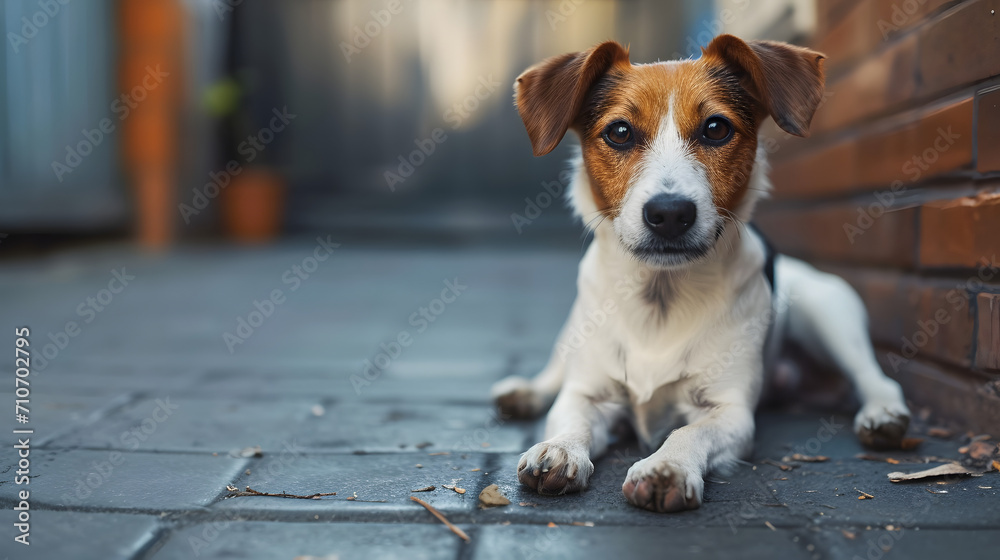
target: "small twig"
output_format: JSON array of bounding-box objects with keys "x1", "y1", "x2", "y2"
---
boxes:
[
  {"x1": 855, "y1": 488, "x2": 874, "y2": 500},
  {"x1": 411, "y1": 486, "x2": 436, "y2": 492},
  {"x1": 410, "y1": 496, "x2": 470, "y2": 542},
  {"x1": 227, "y1": 486, "x2": 336, "y2": 500}
]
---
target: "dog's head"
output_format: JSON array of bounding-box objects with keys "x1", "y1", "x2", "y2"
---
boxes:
[{"x1": 515, "y1": 35, "x2": 825, "y2": 268}]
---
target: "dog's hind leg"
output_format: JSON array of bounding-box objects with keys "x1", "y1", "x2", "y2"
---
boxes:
[
  {"x1": 491, "y1": 299, "x2": 579, "y2": 418},
  {"x1": 776, "y1": 255, "x2": 911, "y2": 449}
]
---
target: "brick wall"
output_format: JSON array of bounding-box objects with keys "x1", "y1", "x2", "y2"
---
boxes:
[{"x1": 754, "y1": 0, "x2": 1000, "y2": 431}]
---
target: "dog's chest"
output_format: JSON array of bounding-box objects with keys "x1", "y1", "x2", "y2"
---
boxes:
[{"x1": 599, "y1": 284, "x2": 725, "y2": 403}]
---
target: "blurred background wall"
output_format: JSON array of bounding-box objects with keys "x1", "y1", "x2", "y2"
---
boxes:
[{"x1": 1, "y1": 0, "x2": 723, "y2": 247}]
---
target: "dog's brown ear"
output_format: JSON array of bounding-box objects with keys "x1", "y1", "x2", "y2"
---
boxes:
[
  {"x1": 703, "y1": 34, "x2": 825, "y2": 137},
  {"x1": 515, "y1": 41, "x2": 630, "y2": 156}
]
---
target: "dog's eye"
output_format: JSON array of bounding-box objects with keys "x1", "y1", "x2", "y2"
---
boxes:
[
  {"x1": 602, "y1": 121, "x2": 634, "y2": 149},
  {"x1": 700, "y1": 116, "x2": 733, "y2": 145}
]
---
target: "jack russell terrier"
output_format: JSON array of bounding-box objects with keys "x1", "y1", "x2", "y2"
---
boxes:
[{"x1": 491, "y1": 34, "x2": 911, "y2": 513}]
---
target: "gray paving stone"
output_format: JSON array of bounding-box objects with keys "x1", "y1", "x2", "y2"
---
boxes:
[
  {"x1": 0, "y1": 389, "x2": 129, "y2": 446},
  {"x1": 478, "y1": 445, "x2": 798, "y2": 529},
  {"x1": 212, "y1": 451, "x2": 491, "y2": 519},
  {"x1": 31, "y1": 361, "x2": 206, "y2": 396},
  {"x1": 47, "y1": 395, "x2": 317, "y2": 453},
  {"x1": 0, "y1": 510, "x2": 159, "y2": 560},
  {"x1": 296, "y1": 402, "x2": 532, "y2": 453},
  {"x1": 807, "y1": 528, "x2": 1000, "y2": 559},
  {"x1": 187, "y1": 366, "x2": 500, "y2": 403},
  {"x1": 0, "y1": 449, "x2": 247, "y2": 510},
  {"x1": 751, "y1": 411, "x2": 1000, "y2": 529},
  {"x1": 471, "y1": 525, "x2": 813, "y2": 560},
  {"x1": 148, "y1": 521, "x2": 462, "y2": 560}
]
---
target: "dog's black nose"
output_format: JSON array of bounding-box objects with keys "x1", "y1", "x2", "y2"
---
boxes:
[{"x1": 643, "y1": 194, "x2": 697, "y2": 241}]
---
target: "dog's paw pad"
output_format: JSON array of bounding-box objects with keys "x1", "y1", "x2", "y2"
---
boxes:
[
  {"x1": 517, "y1": 441, "x2": 593, "y2": 495},
  {"x1": 622, "y1": 460, "x2": 702, "y2": 513},
  {"x1": 855, "y1": 402, "x2": 910, "y2": 450},
  {"x1": 492, "y1": 377, "x2": 546, "y2": 419}
]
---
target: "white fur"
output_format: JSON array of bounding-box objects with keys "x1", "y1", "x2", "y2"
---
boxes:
[{"x1": 493, "y1": 132, "x2": 911, "y2": 512}]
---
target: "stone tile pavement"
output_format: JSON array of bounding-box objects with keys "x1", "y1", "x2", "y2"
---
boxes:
[{"x1": 0, "y1": 240, "x2": 997, "y2": 559}]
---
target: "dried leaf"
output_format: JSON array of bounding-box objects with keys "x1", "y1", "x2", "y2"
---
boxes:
[
  {"x1": 927, "y1": 427, "x2": 953, "y2": 438},
  {"x1": 888, "y1": 463, "x2": 975, "y2": 482},
  {"x1": 762, "y1": 459, "x2": 795, "y2": 471},
  {"x1": 518, "y1": 501, "x2": 538, "y2": 507},
  {"x1": 966, "y1": 440, "x2": 998, "y2": 460},
  {"x1": 478, "y1": 484, "x2": 510, "y2": 507},
  {"x1": 411, "y1": 486, "x2": 436, "y2": 492},
  {"x1": 782, "y1": 454, "x2": 828, "y2": 463},
  {"x1": 442, "y1": 484, "x2": 466, "y2": 495}
]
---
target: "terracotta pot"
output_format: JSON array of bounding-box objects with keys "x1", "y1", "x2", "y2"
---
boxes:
[{"x1": 221, "y1": 167, "x2": 286, "y2": 243}]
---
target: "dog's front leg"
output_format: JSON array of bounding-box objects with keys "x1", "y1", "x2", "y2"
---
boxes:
[
  {"x1": 518, "y1": 384, "x2": 619, "y2": 495},
  {"x1": 623, "y1": 400, "x2": 754, "y2": 512}
]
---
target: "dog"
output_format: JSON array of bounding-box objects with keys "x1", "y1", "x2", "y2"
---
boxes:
[{"x1": 491, "y1": 34, "x2": 911, "y2": 513}]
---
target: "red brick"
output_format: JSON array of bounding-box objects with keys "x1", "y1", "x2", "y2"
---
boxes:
[
  {"x1": 917, "y1": 0, "x2": 1000, "y2": 100},
  {"x1": 770, "y1": 142, "x2": 857, "y2": 199},
  {"x1": 919, "y1": 192, "x2": 1000, "y2": 268},
  {"x1": 910, "y1": 97, "x2": 974, "y2": 178},
  {"x1": 976, "y1": 293, "x2": 1000, "y2": 371},
  {"x1": 811, "y1": 33, "x2": 918, "y2": 133},
  {"x1": 876, "y1": 352, "x2": 1000, "y2": 433},
  {"x1": 977, "y1": 87, "x2": 1000, "y2": 173},
  {"x1": 756, "y1": 204, "x2": 917, "y2": 267},
  {"x1": 828, "y1": 267, "x2": 976, "y2": 368}
]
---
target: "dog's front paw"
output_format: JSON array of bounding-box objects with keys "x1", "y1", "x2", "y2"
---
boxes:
[
  {"x1": 622, "y1": 458, "x2": 703, "y2": 513},
  {"x1": 517, "y1": 441, "x2": 593, "y2": 495},
  {"x1": 492, "y1": 376, "x2": 549, "y2": 419},
  {"x1": 855, "y1": 400, "x2": 910, "y2": 450}
]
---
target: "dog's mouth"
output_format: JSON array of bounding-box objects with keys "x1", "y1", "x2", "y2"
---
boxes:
[{"x1": 626, "y1": 221, "x2": 726, "y2": 268}]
